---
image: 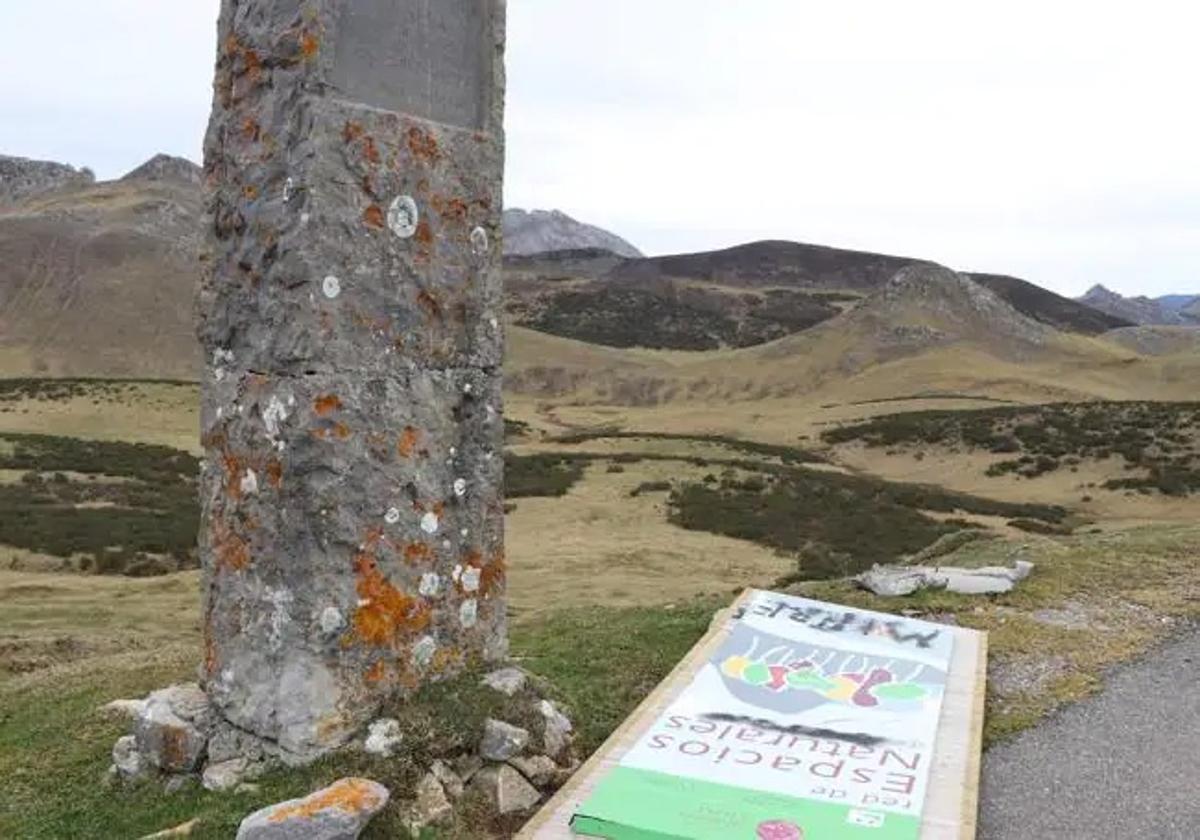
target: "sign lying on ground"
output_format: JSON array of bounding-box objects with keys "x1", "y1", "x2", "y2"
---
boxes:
[{"x1": 519, "y1": 589, "x2": 986, "y2": 840}]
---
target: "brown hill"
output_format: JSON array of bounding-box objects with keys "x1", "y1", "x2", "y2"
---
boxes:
[{"x1": 0, "y1": 160, "x2": 201, "y2": 379}]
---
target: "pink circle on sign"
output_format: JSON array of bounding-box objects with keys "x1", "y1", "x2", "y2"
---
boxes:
[{"x1": 757, "y1": 820, "x2": 803, "y2": 840}]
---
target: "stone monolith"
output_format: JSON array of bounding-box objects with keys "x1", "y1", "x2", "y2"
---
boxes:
[{"x1": 198, "y1": 0, "x2": 507, "y2": 764}]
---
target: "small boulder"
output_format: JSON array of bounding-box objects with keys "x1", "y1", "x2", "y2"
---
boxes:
[
  {"x1": 467, "y1": 764, "x2": 541, "y2": 816},
  {"x1": 402, "y1": 773, "x2": 453, "y2": 835},
  {"x1": 112, "y1": 734, "x2": 146, "y2": 780},
  {"x1": 481, "y1": 667, "x2": 527, "y2": 697},
  {"x1": 538, "y1": 700, "x2": 574, "y2": 760},
  {"x1": 452, "y1": 753, "x2": 483, "y2": 783},
  {"x1": 100, "y1": 698, "x2": 147, "y2": 720},
  {"x1": 207, "y1": 721, "x2": 267, "y2": 764},
  {"x1": 203, "y1": 758, "x2": 250, "y2": 792},
  {"x1": 363, "y1": 718, "x2": 403, "y2": 757},
  {"x1": 135, "y1": 684, "x2": 213, "y2": 773},
  {"x1": 480, "y1": 719, "x2": 529, "y2": 762},
  {"x1": 508, "y1": 754, "x2": 557, "y2": 788},
  {"x1": 235, "y1": 778, "x2": 389, "y2": 840},
  {"x1": 430, "y1": 759, "x2": 464, "y2": 799},
  {"x1": 138, "y1": 818, "x2": 199, "y2": 838}
]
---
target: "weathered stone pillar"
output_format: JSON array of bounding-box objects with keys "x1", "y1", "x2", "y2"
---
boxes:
[{"x1": 198, "y1": 0, "x2": 507, "y2": 764}]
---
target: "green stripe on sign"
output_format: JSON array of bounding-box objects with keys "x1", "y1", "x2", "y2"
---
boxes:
[{"x1": 571, "y1": 766, "x2": 920, "y2": 840}]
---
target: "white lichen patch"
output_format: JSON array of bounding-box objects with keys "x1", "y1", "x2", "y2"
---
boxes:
[
  {"x1": 412, "y1": 635, "x2": 437, "y2": 668},
  {"x1": 419, "y1": 573, "x2": 441, "y2": 597},
  {"x1": 262, "y1": 395, "x2": 290, "y2": 440},
  {"x1": 240, "y1": 469, "x2": 259, "y2": 496},
  {"x1": 453, "y1": 478, "x2": 467, "y2": 498},
  {"x1": 319, "y1": 606, "x2": 344, "y2": 634},
  {"x1": 265, "y1": 588, "x2": 294, "y2": 652},
  {"x1": 452, "y1": 565, "x2": 463, "y2": 583},
  {"x1": 387, "y1": 195, "x2": 419, "y2": 239},
  {"x1": 322, "y1": 275, "x2": 341, "y2": 299},
  {"x1": 384, "y1": 507, "x2": 401, "y2": 525},
  {"x1": 459, "y1": 599, "x2": 478, "y2": 628},
  {"x1": 470, "y1": 225, "x2": 489, "y2": 255},
  {"x1": 461, "y1": 566, "x2": 481, "y2": 594},
  {"x1": 420, "y1": 511, "x2": 440, "y2": 534}
]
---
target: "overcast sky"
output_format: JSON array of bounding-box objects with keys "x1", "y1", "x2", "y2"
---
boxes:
[{"x1": 2, "y1": 1, "x2": 1196, "y2": 297}]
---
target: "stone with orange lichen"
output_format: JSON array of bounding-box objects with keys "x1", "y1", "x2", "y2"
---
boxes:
[
  {"x1": 235, "y1": 777, "x2": 389, "y2": 840},
  {"x1": 134, "y1": 684, "x2": 213, "y2": 774}
]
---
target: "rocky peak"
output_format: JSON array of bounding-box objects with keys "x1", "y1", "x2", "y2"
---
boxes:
[
  {"x1": 0, "y1": 154, "x2": 95, "y2": 205},
  {"x1": 119, "y1": 154, "x2": 203, "y2": 186},
  {"x1": 502, "y1": 207, "x2": 643, "y2": 259}
]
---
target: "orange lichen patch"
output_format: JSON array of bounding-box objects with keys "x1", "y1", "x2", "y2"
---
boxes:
[
  {"x1": 397, "y1": 426, "x2": 420, "y2": 458},
  {"x1": 407, "y1": 126, "x2": 442, "y2": 163},
  {"x1": 313, "y1": 394, "x2": 342, "y2": 416},
  {"x1": 364, "y1": 660, "x2": 388, "y2": 684},
  {"x1": 352, "y1": 552, "x2": 430, "y2": 646},
  {"x1": 267, "y1": 778, "x2": 387, "y2": 823},
  {"x1": 161, "y1": 726, "x2": 188, "y2": 770},
  {"x1": 479, "y1": 552, "x2": 507, "y2": 597},
  {"x1": 343, "y1": 121, "x2": 365, "y2": 143},
  {"x1": 432, "y1": 501, "x2": 446, "y2": 518},
  {"x1": 211, "y1": 519, "x2": 251, "y2": 572},
  {"x1": 242, "y1": 184, "x2": 259, "y2": 200},
  {"x1": 363, "y1": 204, "x2": 385, "y2": 229},
  {"x1": 414, "y1": 219, "x2": 434, "y2": 246},
  {"x1": 363, "y1": 136, "x2": 381, "y2": 164},
  {"x1": 299, "y1": 31, "x2": 319, "y2": 59},
  {"x1": 403, "y1": 542, "x2": 431, "y2": 563},
  {"x1": 333, "y1": 422, "x2": 352, "y2": 440},
  {"x1": 241, "y1": 116, "x2": 261, "y2": 142},
  {"x1": 431, "y1": 195, "x2": 469, "y2": 223},
  {"x1": 431, "y1": 646, "x2": 462, "y2": 674},
  {"x1": 222, "y1": 451, "x2": 245, "y2": 499},
  {"x1": 266, "y1": 458, "x2": 284, "y2": 489},
  {"x1": 417, "y1": 289, "x2": 442, "y2": 318}
]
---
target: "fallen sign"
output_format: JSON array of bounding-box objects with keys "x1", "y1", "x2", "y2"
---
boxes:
[{"x1": 519, "y1": 590, "x2": 986, "y2": 840}]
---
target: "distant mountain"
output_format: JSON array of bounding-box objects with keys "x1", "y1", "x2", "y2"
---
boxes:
[
  {"x1": 1077, "y1": 284, "x2": 1199, "y2": 326},
  {"x1": 1156, "y1": 294, "x2": 1200, "y2": 313},
  {"x1": 505, "y1": 240, "x2": 1130, "y2": 350},
  {"x1": 119, "y1": 154, "x2": 202, "y2": 186},
  {"x1": 0, "y1": 155, "x2": 201, "y2": 379},
  {"x1": 502, "y1": 208, "x2": 643, "y2": 258},
  {"x1": 0, "y1": 154, "x2": 95, "y2": 205}
]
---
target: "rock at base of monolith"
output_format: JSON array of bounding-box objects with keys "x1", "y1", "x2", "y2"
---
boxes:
[
  {"x1": 466, "y1": 764, "x2": 541, "y2": 817},
  {"x1": 480, "y1": 718, "x2": 530, "y2": 762},
  {"x1": 235, "y1": 778, "x2": 389, "y2": 840},
  {"x1": 401, "y1": 772, "x2": 454, "y2": 835},
  {"x1": 134, "y1": 684, "x2": 214, "y2": 774}
]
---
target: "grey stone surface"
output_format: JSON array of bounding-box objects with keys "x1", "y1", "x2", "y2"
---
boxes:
[
  {"x1": 100, "y1": 698, "x2": 146, "y2": 721},
  {"x1": 429, "y1": 759, "x2": 464, "y2": 799},
  {"x1": 200, "y1": 0, "x2": 508, "y2": 763},
  {"x1": 468, "y1": 764, "x2": 541, "y2": 816},
  {"x1": 480, "y1": 718, "x2": 529, "y2": 761},
  {"x1": 112, "y1": 734, "x2": 146, "y2": 779},
  {"x1": 538, "y1": 700, "x2": 573, "y2": 760},
  {"x1": 134, "y1": 685, "x2": 213, "y2": 773},
  {"x1": 481, "y1": 666, "x2": 527, "y2": 697},
  {"x1": 203, "y1": 757, "x2": 251, "y2": 792},
  {"x1": 235, "y1": 777, "x2": 389, "y2": 840},
  {"x1": 403, "y1": 772, "x2": 453, "y2": 834},
  {"x1": 507, "y1": 754, "x2": 557, "y2": 787},
  {"x1": 855, "y1": 560, "x2": 1034, "y2": 597}
]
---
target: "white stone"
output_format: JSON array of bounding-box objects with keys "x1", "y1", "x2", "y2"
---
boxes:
[
  {"x1": 420, "y1": 511, "x2": 439, "y2": 534},
  {"x1": 404, "y1": 773, "x2": 453, "y2": 834},
  {"x1": 112, "y1": 734, "x2": 144, "y2": 779},
  {"x1": 322, "y1": 275, "x2": 341, "y2": 299},
  {"x1": 384, "y1": 507, "x2": 401, "y2": 525},
  {"x1": 419, "y1": 573, "x2": 441, "y2": 597},
  {"x1": 319, "y1": 607, "x2": 344, "y2": 634},
  {"x1": 460, "y1": 599, "x2": 478, "y2": 628},
  {"x1": 387, "y1": 195, "x2": 419, "y2": 239},
  {"x1": 412, "y1": 635, "x2": 437, "y2": 668},
  {"x1": 461, "y1": 567, "x2": 481, "y2": 594},
  {"x1": 363, "y1": 719, "x2": 403, "y2": 758},
  {"x1": 453, "y1": 478, "x2": 467, "y2": 497},
  {"x1": 203, "y1": 757, "x2": 250, "y2": 792},
  {"x1": 240, "y1": 469, "x2": 259, "y2": 496},
  {"x1": 540, "y1": 700, "x2": 574, "y2": 760},
  {"x1": 481, "y1": 667, "x2": 527, "y2": 697}
]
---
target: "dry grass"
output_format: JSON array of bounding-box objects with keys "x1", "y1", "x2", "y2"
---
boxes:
[{"x1": 507, "y1": 460, "x2": 791, "y2": 621}]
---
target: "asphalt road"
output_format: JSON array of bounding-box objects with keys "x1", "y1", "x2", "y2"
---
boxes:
[{"x1": 979, "y1": 628, "x2": 1200, "y2": 839}]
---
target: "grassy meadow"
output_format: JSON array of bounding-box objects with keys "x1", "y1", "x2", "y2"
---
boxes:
[{"x1": 1, "y1": 379, "x2": 1199, "y2": 837}]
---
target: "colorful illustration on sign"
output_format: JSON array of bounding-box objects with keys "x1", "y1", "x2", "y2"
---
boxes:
[{"x1": 716, "y1": 624, "x2": 944, "y2": 716}]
